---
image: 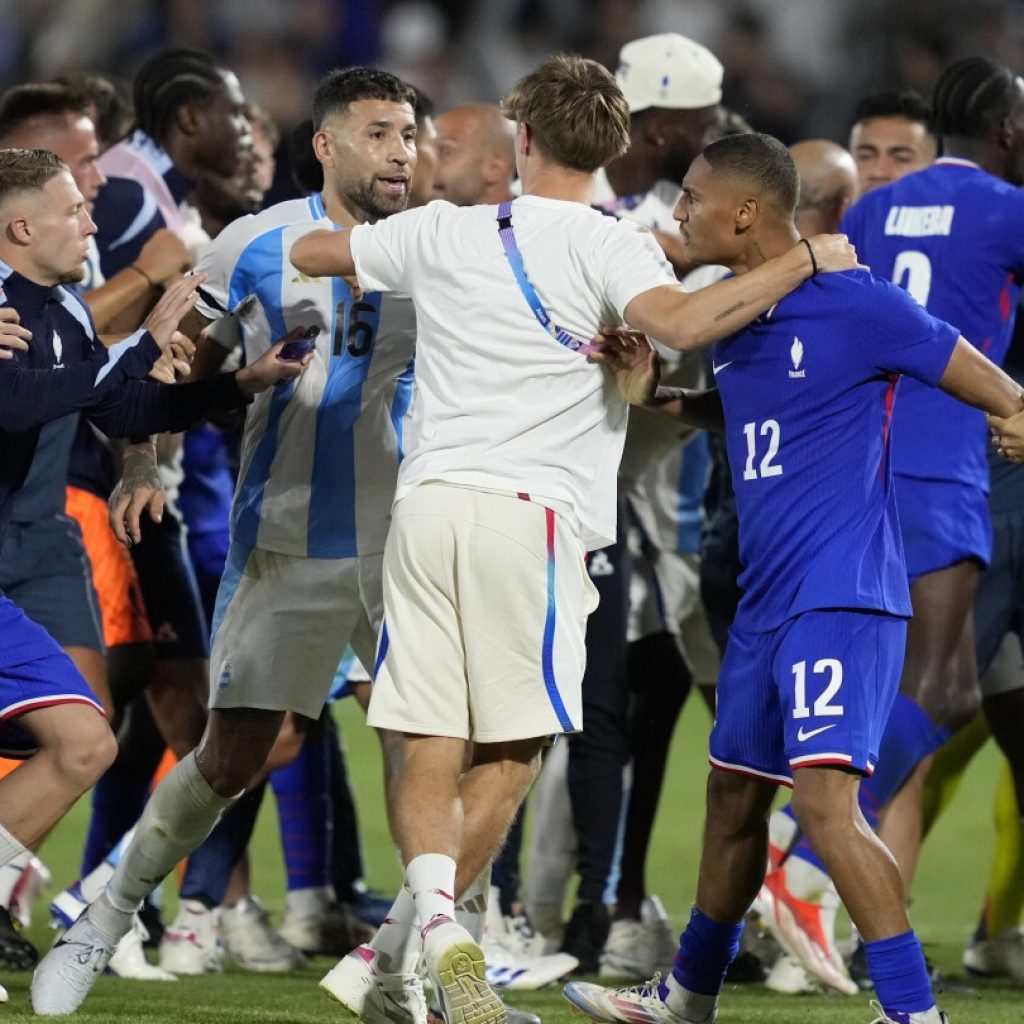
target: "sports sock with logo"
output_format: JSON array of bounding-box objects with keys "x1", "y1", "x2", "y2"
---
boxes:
[
  {"x1": 408, "y1": 853, "x2": 457, "y2": 930},
  {"x1": 368, "y1": 884, "x2": 419, "y2": 973},
  {"x1": 454, "y1": 865, "x2": 491, "y2": 942}
]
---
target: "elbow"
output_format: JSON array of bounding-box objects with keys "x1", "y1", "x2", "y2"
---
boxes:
[{"x1": 666, "y1": 324, "x2": 705, "y2": 353}]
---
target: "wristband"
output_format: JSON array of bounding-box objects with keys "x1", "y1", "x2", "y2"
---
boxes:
[
  {"x1": 128, "y1": 264, "x2": 157, "y2": 289},
  {"x1": 799, "y1": 237, "x2": 818, "y2": 278}
]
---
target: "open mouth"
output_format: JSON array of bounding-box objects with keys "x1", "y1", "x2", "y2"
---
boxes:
[{"x1": 377, "y1": 176, "x2": 408, "y2": 197}]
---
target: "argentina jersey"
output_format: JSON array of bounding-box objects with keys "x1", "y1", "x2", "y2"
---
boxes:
[
  {"x1": 714, "y1": 271, "x2": 959, "y2": 632},
  {"x1": 195, "y1": 193, "x2": 416, "y2": 559},
  {"x1": 842, "y1": 158, "x2": 1024, "y2": 489}
]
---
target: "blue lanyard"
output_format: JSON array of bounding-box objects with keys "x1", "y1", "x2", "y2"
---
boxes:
[{"x1": 497, "y1": 201, "x2": 596, "y2": 356}]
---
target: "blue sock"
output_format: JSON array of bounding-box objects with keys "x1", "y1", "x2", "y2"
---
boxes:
[
  {"x1": 179, "y1": 783, "x2": 264, "y2": 906},
  {"x1": 860, "y1": 695, "x2": 938, "y2": 815},
  {"x1": 864, "y1": 931, "x2": 934, "y2": 1016},
  {"x1": 270, "y1": 730, "x2": 333, "y2": 891},
  {"x1": 667, "y1": 908, "x2": 743, "y2": 997},
  {"x1": 81, "y1": 768, "x2": 150, "y2": 875}
]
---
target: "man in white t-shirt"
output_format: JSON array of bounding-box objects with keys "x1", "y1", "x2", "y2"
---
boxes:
[{"x1": 290, "y1": 54, "x2": 856, "y2": 1024}]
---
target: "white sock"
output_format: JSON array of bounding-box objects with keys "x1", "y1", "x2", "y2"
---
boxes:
[
  {"x1": 79, "y1": 826, "x2": 137, "y2": 904},
  {"x1": 369, "y1": 885, "x2": 420, "y2": 973},
  {"x1": 106, "y1": 752, "x2": 239, "y2": 915},
  {"x1": 285, "y1": 885, "x2": 333, "y2": 920},
  {"x1": 454, "y1": 866, "x2": 491, "y2": 943},
  {"x1": 665, "y1": 974, "x2": 718, "y2": 1023},
  {"x1": 0, "y1": 849, "x2": 30, "y2": 908},
  {"x1": 407, "y1": 853, "x2": 457, "y2": 929}
]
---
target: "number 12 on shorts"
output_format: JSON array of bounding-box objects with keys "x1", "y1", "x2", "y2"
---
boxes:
[{"x1": 792, "y1": 658, "x2": 844, "y2": 719}]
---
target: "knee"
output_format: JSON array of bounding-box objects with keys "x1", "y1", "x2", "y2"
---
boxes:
[
  {"x1": 196, "y1": 714, "x2": 283, "y2": 795},
  {"x1": 50, "y1": 711, "x2": 118, "y2": 791},
  {"x1": 704, "y1": 769, "x2": 772, "y2": 839}
]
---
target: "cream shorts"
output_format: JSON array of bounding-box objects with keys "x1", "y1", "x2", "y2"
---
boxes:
[
  {"x1": 210, "y1": 541, "x2": 383, "y2": 719},
  {"x1": 367, "y1": 483, "x2": 599, "y2": 742}
]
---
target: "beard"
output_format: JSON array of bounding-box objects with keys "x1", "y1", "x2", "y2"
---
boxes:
[
  {"x1": 58, "y1": 263, "x2": 87, "y2": 285},
  {"x1": 346, "y1": 178, "x2": 408, "y2": 222}
]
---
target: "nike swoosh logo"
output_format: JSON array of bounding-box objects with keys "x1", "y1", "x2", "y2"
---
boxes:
[
  {"x1": 712, "y1": 361, "x2": 732, "y2": 375},
  {"x1": 797, "y1": 723, "x2": 837, "y2": 742}
]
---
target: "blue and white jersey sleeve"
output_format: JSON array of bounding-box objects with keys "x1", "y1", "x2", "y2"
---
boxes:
[{"x1": 853, "y1": 274, "x2": 960, "y2": 385}]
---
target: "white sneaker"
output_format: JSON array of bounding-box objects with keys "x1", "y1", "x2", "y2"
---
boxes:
[
  {"x1": 599, "y1": 919, "x2": 651, "y2": 979},
  {"x1": 483, "y1": 889, "x2": 577, "y2": 989},
  {"x1": 159, "y1": 899, "x2": 224, "y2": 975},
  {"x1": 0, "y1": 979, "x2": 7, "y2": 1003},
  {"x1": 963, "y1": 925, "x2": 1024, "y2": 981},
  {"x1": 867, "y1": 999, "x2": 949, "y2": 1023},
  {"x1": 10, "y1": 856, "x2": 50, "y2": 929},
  {"x1": 764, "y1": 953, "x2": 817, "y2": 994},
  {"x1": 279, "y1": 903, "x2": 375, "y2": 955},
  {"x1": 108, "y1": 916, "x2": 177, "y2": 981},
  {"x1": 321, "y1": 944, "x2": 428, "y2": 1024},
  {"x1": 31, "y1": 907, "x2": 118, "y2": 1015},
  {"x1": 563, "y1": 975, "x2": 715, "y2": 1024},
  {"x1": 423, "y1": 918, "x2": 506, "y2": 1024},
  {"x1": 220, "y1": 896, "x2": 306, "y2": 972}
]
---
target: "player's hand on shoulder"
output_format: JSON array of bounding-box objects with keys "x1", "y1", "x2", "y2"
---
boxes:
[
  {"x1": 804, "y1": 233, "x2": 866, "y2": 275},
  {"x1": 108, "y1": 440, "x2": 163, "y2": 547},
  {"x1": 590, "y1": 325, "x2": 661, "y2": 406},
  {"x1": 989, "y1": 409, "x2": 1024, "y2": 464},
  {"x1": 234, "y1": 337, "x2": 315, "y2": 395},
  {"x1": 142, "y1": 273, "x2": 206, "y2": 353},
  {"x1": 0, "y1": 306, "x2": 31, "y2": 359},
  {"x1": 135, "y1": 229, "x2": 192, "y2": 287}
]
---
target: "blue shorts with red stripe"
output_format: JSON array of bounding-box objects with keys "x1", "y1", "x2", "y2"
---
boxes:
[
  {"x1": 709, "y1": 609, "x2": 907, "y2": 787},
  {"x1": 0, "y1": 595, "x2": 105, "y2": 758}
]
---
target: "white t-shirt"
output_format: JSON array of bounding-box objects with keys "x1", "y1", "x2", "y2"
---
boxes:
[
  {"x1": 350, "y1": 195, "x2": 677, "y2": 549},
  {"x1": 592, "y1": 168, "x2": 682, "y2": 232}
]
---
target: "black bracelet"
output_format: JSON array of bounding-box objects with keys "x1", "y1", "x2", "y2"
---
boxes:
[
  {"x1": 128, "y1": 263, "x2": 156, "y2": 289},
  {"x1": 799, "y1": 237, "x2": 818, "y2": 278}
]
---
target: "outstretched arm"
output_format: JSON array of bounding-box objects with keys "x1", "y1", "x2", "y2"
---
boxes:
[
  {"x1": 624, "y1": 234, "x2": 863, "y2": 352},
  {"x1": 939, "y1": 337, "x2": 1024, "y2": 419},
  {"x1": 290, "y1": 229, "x2": 354, "y2": 279}
]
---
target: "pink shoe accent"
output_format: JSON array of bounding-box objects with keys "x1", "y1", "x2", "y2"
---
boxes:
[
  {"x1": 420, "y1": 914, "x2": 454, "y2": 941},
  {"x1": 354, "y1": 944, "x2": 376, "y2": 965}
]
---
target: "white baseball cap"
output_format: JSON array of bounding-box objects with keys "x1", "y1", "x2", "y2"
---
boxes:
[{"x1": 616, "y1": 33, "x2": 724, "y2": 113}]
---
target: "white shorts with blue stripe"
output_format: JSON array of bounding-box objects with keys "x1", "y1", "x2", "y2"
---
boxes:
[{"x1": 367, "y1": 482, "x2": 598, "y2": 743}]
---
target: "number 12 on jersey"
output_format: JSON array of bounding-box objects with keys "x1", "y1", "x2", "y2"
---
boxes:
[{"x1": 742, "y1": 419, "x2": 783, "y2": 480}]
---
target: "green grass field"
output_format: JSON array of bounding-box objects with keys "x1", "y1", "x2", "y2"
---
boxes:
[{"x1": 3, "y1": 697, "x2": 1020, "y2": 1022}]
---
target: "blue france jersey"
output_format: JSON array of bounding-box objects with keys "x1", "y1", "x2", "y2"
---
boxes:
[
  {"x1": 717, "y1": 270, "x2": 959, "y2": 632},
  {"x1": 841, "y1": 159, "x2": 1024, "y2": 488},
  {"x1": 195, "y1": 194, "x2": 416, "y2": 559}
]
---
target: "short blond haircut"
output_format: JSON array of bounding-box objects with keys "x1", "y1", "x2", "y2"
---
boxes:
[
  {"x1": 0, "y1": 147, "x2": 66, "y2": 206},
  {"x1": 501, "y1": 55, "x2": 631, "y2": 173}
]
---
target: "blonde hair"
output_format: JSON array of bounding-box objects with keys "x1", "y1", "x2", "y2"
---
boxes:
[
  {"x1": 501, "y1": 55, "x2": 631, "y2": 173},
  {"x1": 0, "y1": 147, "x2": 67, "y2": 205}
]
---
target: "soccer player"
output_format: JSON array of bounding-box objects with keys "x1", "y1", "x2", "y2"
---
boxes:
[
  {"x1": 286, "y1": 56, "x2": 854, "y2": 1024},
  {"x1": 30, "y1": 65, "x2": 420, "y2": 1015},
  {"x1": 849, "y1": 90, "x2": 936, "y2": 194},
  {"x1": 0, "y1": 144, "x2": 303, "y2": 1005},
  {"x1": 431, "y1": 104, "x2": 516, "y2": 206},
  {"x1": 790, "y1": 140, "x2": 859, "y2": 237},
  {"x1": 563, "y1": 130, "x2": 1024, "y2": 1024}
]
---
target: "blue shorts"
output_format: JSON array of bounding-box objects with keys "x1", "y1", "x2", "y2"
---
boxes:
[
  {"x1": 130, "y1": 509, "x2": 209, "y2": 660},
  {"x1": 0, "y1": 596, "x2": 105, "y2": 757},
  {"x1": 894, "y1": 476, "x2": 991, "y2": 584},
  {"x1": 0, "y1": 516, "x2": 104, "y2": 652},
  {"x1": 709, "y1": 610, "x2": 907, "y2": 787}
]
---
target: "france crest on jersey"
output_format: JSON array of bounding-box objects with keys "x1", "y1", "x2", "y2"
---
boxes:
[
  {"x1": 841, "y1": 158, "x2": 1024, "y2": 489},
  {"x1": 714, "y1": 270, "x2": 959, "y2": 633},
  {"x1": 195, "y1": 194, "x2": 416, "y2": 559}
]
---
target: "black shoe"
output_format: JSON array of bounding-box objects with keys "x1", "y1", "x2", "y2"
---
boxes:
[
  {"x1": 848, "y1": 939, "x2": 874, "y2": 991},
  {"x1": 0, "y1": 905, "x2": 37, "y2": 969},
  {"x1": 560, "y1": 901, "x2": 610, "y2": 975},
  {"x1": 725, "y1": 950, "x2": 766, "y2": 984},
  {"x1": 138, "y1": 897, "x2": 164, "y2": 949}
]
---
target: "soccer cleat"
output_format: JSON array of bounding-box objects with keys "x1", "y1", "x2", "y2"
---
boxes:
[
  {"x1": 563, "y1": 975, "x2": 715, "y2": 1024},
  {"x1": 484, "y1": 892, "x2": 577, "y2": 989},
  {"x1": 107, "y1": 916, "x2": 176, "y2": 981},
  {"x1": 0, "y1": 904, "x2": 37, "y2": 969},
  {"x1": 764, "y1": 953, "x2": 816, "y2": 994},
  {"x1": 10, "y1": 855, "x2": 51, "y2": 929},
  {"x1": 422, "y1": 917, "x2": 506, "y2": 1024},
  {"x1": 158, "y1": 899, "x2": 224, "y2": 975},
  {"x1": 867, "y1": 1000, "x2": 950, "y2": 1023},
  {"x1": 321, "y1": 945, "x2": 428, "y2": 1024},
  {"x1": 963, "y1": 925, "x2": 1024, "y2": 981},
  {"x1": 220, "y1": 896, "x2": 306, "y2": 972},
  {"x1": 752, "y1": 867, "x2": 858, "y2": 996},
  {"x1": 280, "y1": 902, "x2": 375, "y2": 955},
  {"x1": 31, "y1": 907, "x2": 117, "y2": 1015},
  {"x1": 50, "y1": 883, "x2": 89, "y2": 932}
]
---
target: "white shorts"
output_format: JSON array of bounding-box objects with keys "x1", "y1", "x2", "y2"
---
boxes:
[
  {"x1": 367, "y1": 483, "x2": 598, "y2": 743},
  {"x1": 628, "y1": 544, "x2": 720, "y2": 686},
  {"x1": 210, "y1": 541, "x2": 383, "y2": 720}
]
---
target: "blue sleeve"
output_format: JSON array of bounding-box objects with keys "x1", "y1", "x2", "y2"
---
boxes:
[
  {"x1": 855, "y1": 275, "x2": 960, "y2": 386},
  {"x1": 86, "y1": 373, "x2": 251, "y2": 438},
  {"x1": 92, "y1": 176, "x2": 167, "y2": 278},
  {"x1": 0, "y1": 332, "x2": 162, "y2": 432}
]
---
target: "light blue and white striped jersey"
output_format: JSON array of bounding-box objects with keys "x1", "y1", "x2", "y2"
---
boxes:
[{"x1": 195, "y1": 194, "x2": 416, "y2": 559}]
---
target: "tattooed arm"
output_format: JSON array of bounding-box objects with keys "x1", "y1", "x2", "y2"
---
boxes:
[{"x1": 108, "y1": 438, "x2": 164, "y2": 546}]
